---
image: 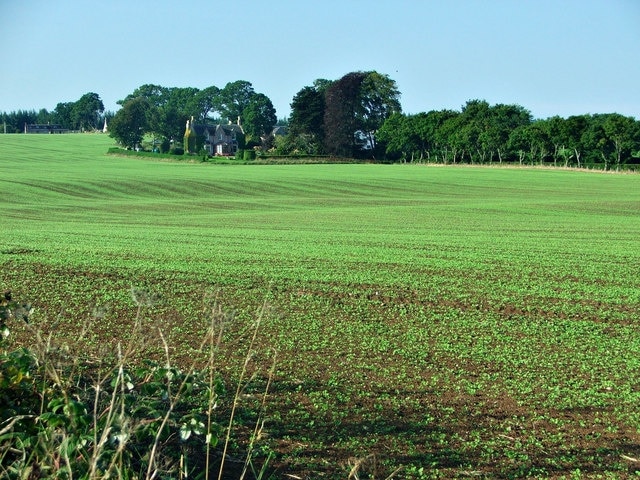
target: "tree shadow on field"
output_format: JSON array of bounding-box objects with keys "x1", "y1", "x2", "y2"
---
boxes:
[{"x1": 265, "y1": 378, "x2": 470, "y2": 477}]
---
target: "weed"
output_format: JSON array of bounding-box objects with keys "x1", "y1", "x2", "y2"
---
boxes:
[{"x1": 0, "y1": 290, "x2": 275, "y2": 479}]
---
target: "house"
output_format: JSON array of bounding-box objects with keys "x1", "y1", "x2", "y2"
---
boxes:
[
  {"x1": 270, "y1": 126, "x2": 288, "y2": 137},
  {"x1": 184, "y1": 117, "x2": 244, "y2": 156},
  {"x1": 259, "y1": 125, "x2": 289, "y2": 148}
]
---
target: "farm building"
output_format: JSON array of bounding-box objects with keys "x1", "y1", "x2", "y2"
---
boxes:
[
  {"x1": 24, "y1": 123, "x2": 68, "y2": 134},
  {"x1": 184, "y1": 117, "x2": 244, "y2": 156}
]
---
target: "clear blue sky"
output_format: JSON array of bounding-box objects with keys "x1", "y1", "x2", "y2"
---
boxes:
[{"x1": 1, "y1": 0, "x2": 638, "y2": 120}]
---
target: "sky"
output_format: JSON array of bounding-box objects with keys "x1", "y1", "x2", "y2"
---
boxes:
[{"x1": 1, "y1": 0, "x2": 639, "y2": 120}]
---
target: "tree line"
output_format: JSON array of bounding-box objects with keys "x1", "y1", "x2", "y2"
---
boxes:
[
  {"x1": 375, "y1": 101, "x2": 640, "y2": 169},
  {"x1": 108, "y1": 72, "x2": 401, "y2": 155},
  {"x1": 270, "y1": 73, "x2": 640, "y2": 169},
  {"x1": 0, "y1": 92, "x2": 106, "y2": 133},
  {"x1": 3, "y1": 71, "x2": 639, "y2": 168},
  {"x1": 0, "y1": 81, "x2": 278, "y2": 151}
]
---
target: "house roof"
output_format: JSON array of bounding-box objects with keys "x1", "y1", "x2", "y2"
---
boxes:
[
  {"x1": 191, "y1": 124, "x2": 209, "y2": 136},
  {"x1": 218, "y1": 124, "x2": 244, "y2": 135},
  {"x1": 188, "y1": 123, "x2": 244, "y2": 137}
]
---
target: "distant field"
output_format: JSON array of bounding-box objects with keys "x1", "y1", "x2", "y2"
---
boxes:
[{"x1": 2, "y1": 133, "x2": 640, "y2": 478}]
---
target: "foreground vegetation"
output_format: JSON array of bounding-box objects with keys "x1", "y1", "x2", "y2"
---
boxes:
[{"x1": 1, "y1": 134, "x2": 640, "y2": 478}]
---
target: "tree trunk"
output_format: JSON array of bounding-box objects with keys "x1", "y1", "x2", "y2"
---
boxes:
[
  {"x1": 539, "y1": 148, "x2": 547, "y2": 166},
  {"x1": 601, "y1": 152, "x2": 608, "y2": 170}
]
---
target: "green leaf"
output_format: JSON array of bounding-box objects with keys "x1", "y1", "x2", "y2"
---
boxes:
[{"x1": 179, "y1": 423, "x2": 192, "y2": 441}]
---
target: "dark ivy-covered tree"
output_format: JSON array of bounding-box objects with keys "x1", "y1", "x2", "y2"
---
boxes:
[
  {"x1": 323, "y1": 71, "x2": 368, "y2": 157},
  {"x1": 323, "y1": 71, "x2": 401, "y2": 158}
]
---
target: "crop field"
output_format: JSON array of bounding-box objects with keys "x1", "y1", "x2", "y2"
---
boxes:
[{"x1": 1, "y1": 134, "x2": 640, "y2": 478}]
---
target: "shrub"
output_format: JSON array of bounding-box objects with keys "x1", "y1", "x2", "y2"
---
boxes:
[
  {"x1": 0, "y1": 289, "x2": 274, "y2": 479},
  {"x1": 160, "y1": 139, "x2": 171, "y2": 153}
]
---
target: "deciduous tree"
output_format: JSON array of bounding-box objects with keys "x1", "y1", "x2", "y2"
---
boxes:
[
  {"x1": 242, "y1": 93, "x2": 277, "y2": 141},
  {"x1": 53, "y1": 102, "x2": 74, "y2": 129},
  {"x1": 289, "y1": 85, "x2": 325, "y2": 139},
  {"x1": 108, "y1": 97, "x2": 150, "y2": 149},
  {"x1": 377, "y1": 112, "x2": 410, "y2": 159},
  {"x1": 357, "y1": 72, "x2": 402, "y2": 154},
  {"x1": 194, "y1": 85, "x2": 222, "y2": 121},
  {"x1": 72, "y1": 92, "x2": 104, "y2": 131},
  {"x1": 583, "y1": 114, "x2": 640, "y2": 170},
  {"x1": 219, "y1": 80, "x2": 255, "y2": 123},
  {"x1": 487, "y1": 104, "x2": 531, "y2": 163}
]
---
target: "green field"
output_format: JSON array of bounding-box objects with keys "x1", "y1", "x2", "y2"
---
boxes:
[{"x1": 2, "y1": 134, "x2": 640, "y2": 478}]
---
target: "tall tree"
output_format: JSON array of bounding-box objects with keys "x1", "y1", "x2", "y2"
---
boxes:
[
  {"x1": 289, "y1": 85, "x2": 326, "y2": 149},
  {"x1": 242, "y1": 93, "x2": 277, "y2": 141},
  {"x1": 194, "y1": 85, "x2": 222, "y2": 121},
  {"x1": 159, "y1": 87, "x2": 200, "y2": 140},
  {"x1": 323, "y1": 71, "x2": 367, "y2": 157},
  {"x1": 564, "y1": 115, "x2": 590, "y2": 167},
  {"x1": 486, "y1": 104, "x2": 531, "y2": 163},
  {"x1": 118, "y1": 85, "x2": 201, "y2": 142},
  {"x1": 440, "y1": 112, "x2": 469, "y2": 163},
  {"x1": 117, "y1": 84, "x2": 167, "y2": 141},
  {"x1": 219, "y1": 80, "x2": 255, "y2": 123},
  {"x1": 7, "y1": 110, "x2": 37, "y2": 133},
  {"x1": 507, "y1": 122, "x2": 550, "y2": 165},
  {"x1": 53, "y1": 103, "x2": 74, "y2": 129},
  {"x1": 323, "y1": 71, "x2": 401, "y2": 158},
  {"x1": 108, "y1": 97, "x2": 150, "y2": 149},
  {"x1": 583, "y1": 114, "x2": 640, "y2": 170},
  {"x1": 118, "y1": 84, "x2": 168, "y2": 108},
  {"x1": 423, "y1": 109, "x2": 459, "y2": 162},
  {"x1": 542, "y1": 116, "x2": 568, "y2": 167},
  {"x1": 378, "y1": 111, "x2": 444, "y2": 161},
  {"x1": 377, "y1": 112, "x2": 410, "y2": 159},
  {"x1": 601, "y1": 114, "x2": 640, "y2": 170},
  {"x1": 458, "y1": 99, "x2": 491, "y2": 163},
  {"x1": 357, "y1": 71, "x2": 402, "y2": 154},
  {"x1": 36, "y1": 108, "x2": 51, "y2": 125},
  {"x1": 72, "y1": 92, "x2": 104, "y2": 131}
]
